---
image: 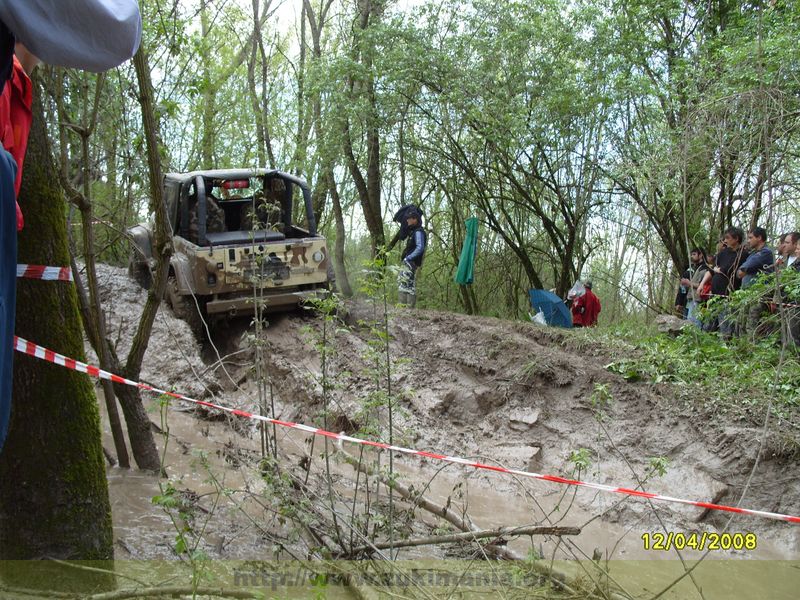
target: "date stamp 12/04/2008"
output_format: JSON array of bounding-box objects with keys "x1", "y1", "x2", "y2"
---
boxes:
[{"x1": 642, "y1": 532, "x2": 757, "y2": 552}]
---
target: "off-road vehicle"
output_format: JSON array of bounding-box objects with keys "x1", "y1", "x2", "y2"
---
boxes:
[{"x1": 128, "y1": 169, "x2": 332, "y2": 332}]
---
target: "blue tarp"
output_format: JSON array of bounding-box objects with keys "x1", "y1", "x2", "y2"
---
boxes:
[{"x1": 529, "y1": 289, "x2": 572, "y2": 328}]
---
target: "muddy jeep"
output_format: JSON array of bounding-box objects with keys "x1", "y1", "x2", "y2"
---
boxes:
[{"x1": 128, "y1": 169, "x2": 332, "y2": 332}]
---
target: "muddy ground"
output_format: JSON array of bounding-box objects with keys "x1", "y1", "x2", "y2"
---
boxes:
[{"x1": 89, "y1": 263, "x2": 799, "y2": 598}]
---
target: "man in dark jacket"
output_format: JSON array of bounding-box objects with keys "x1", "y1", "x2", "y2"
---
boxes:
[
  {"x1": 397, "y1": 207, "x2": 426, "y2": 308},
  {"x1": 700, "y1": 226, "x2": 749, "y2": 338},
  {"x1": 737, "y1": 226, "x2": 773, "y2": 288},
  {"x1": 677, "y1": 248, "x2": 710, "y2": 326},
  {"x1": 737, "y1": 226, "x2": 774, "y2": 339}
]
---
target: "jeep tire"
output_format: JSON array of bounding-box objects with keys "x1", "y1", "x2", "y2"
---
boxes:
[
  {"x1": 166, "y1": 275, "x2": 205, "y2": 336},
  {"x1": 128, "y1": 253, "x2": 152, "y2": 290}
]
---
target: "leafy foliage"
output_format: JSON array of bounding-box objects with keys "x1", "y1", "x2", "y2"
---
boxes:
[
  {"x1": 43, "y1": 0, "x2": 800, "y2": 321},
  {"x1": 606, "y1": 325, "x2": 800, "y2": 416}
]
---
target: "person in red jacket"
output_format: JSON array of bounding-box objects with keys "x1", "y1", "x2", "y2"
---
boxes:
[
  {"x1": 571, "y1": 280, "x2": 601, "y2": 327},
  {"x1": 0, "y1": 49, "x2": 34, "y2": 229}
]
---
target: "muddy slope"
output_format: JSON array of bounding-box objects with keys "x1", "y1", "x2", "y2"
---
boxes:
[
  {"x1": 92, "y1": 263, "x2": 799, "y2": 562},
  {"x1": 249, "y1": 303, "x2": 800, "y2": 555}
]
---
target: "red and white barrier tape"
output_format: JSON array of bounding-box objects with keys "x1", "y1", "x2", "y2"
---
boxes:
[
  {"x1": 16, "y1": 264, "x2": 73, "y2": 282},
  {"x1": 13, "y1": 335, "x2": 800, "y2": 525}
]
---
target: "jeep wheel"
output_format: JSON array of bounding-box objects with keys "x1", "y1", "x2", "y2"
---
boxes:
[
  {"x1": 166, "y1": 276, "x2": 206, "y2": 336},
  {"x1": 128, "y1": 253, "x2": 152, "y2": 290}
]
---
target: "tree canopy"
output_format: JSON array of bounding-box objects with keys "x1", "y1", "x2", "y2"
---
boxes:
[{"x1": 40, "y1": 0, "x2": 800, "y2": 318}]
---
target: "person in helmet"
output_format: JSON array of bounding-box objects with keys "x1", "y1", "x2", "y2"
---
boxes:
[
  {"x1": 397, "y1": 206, "x2": 426, "y2": 308},
  {"x1": 386, "y1": 204, "x2": 421, "y2": 251}
]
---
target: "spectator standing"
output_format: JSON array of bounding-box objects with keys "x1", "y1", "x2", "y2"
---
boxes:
[
  {"x1": 397, "y1": 206, "x2": 426, "y2": 307},
  {"x1": 790, "y1": 243, "x2": 800, "y2": 347},
  {"x1": 737, "y1": 227, "x2": 774, "y2": 339},
  {"x1": 737, "y1": 227, "x2": 773, "y2": 288},
  {"x1": 678, "y1": 248, "x2": 710, "y2": 326},
  {"x1": 700, "y1": 227, "x2": 749, "y2": 338},
  {"x1": 788, "y1": 233, "x2": 800, "y2": 268},
  {"x1": 775, "y1": 233, "x2": 788, "y2": 266},
  {"x1": 771, "y1": 232, "x2": 800, "y2": 347},
  {"x1": 0, "y1": 51, "x2": 32, "y2": 210},
  {"x1": 776, "y1": 231, "x2": 799, "y2": 269},
  {"x1": 571, "y1": 280, "x2": 601, "y2": 327}
]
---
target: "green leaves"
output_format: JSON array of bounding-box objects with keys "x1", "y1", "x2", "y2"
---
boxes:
[
  {"x1": 604, "y1": 323, "x2": 800, "y2": 413},
  {"x1": 151, "y1": 482, "x2": 180, "y2": 509},
  {"x1": 569, "y1": 447, "x2": 593, "y2": 472},
  {"x1": 647, "y1": 456, "x2": 670, "y2": 478}
]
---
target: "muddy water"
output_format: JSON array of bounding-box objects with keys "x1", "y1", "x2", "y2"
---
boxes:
[
  {"x1": 99, "y1": 390, "x2": 800, "y2": 599},
  {"x1": 357, "y1": 457, "x2": 800, "y2": 599}
]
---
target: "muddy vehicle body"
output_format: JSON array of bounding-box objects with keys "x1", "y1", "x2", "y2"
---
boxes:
[{"x1": 128, "y1": 169, "x2": 332, "y2": 330}]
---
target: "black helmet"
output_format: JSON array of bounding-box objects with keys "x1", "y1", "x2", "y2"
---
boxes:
[
  {"x1": 393, "y1": 204, "x2": 422, "y2": 223},
  {"x1": 405, "y1": 206, "x2": 422, "y2": 220}
]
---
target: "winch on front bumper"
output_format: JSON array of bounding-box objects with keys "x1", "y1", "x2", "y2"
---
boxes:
[{"x1": 236, "y1": 253, "x2": 291, "y2": 283}]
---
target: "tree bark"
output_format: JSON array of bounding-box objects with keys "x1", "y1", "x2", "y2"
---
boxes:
[
  {"x1": 200, "y1": 0, "x2": 215, "y2": 166},
  {"x1": 303, "y1": 0, "x2": 351, "y2": 292},
  {"x1": 342, "y1": 0, "x2": 386, "y2": 255},
  {"x1": 349, "y1": 525, "x2": 580, "y2": 554},
  {"x1": 327, "y1": 169, "x2": 354, "y2": 297},
  {"x1": 246, "y1": 5, "x2": 267, "y2": 168},
  {"x1": 121, "y1": 45, "x2": 174, "y2": 473},
  {"x1": 0, "y1": 85, "x2": 114, "y2": 583}
]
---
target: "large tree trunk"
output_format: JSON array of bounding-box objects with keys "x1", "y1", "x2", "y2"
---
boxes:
[
  {"x1": 247, "y1": 1, "x2": 267, "y2": 168},
  {"x1": 327, "y1": 169, "x2": 354, "y2": 297},
  {"x1": 0, "y1": 87, "x2": 114, "y2": 581},
  {"x1": 341, "y1": 0, "x2": 386, "y2": 256},
  {"x1": 304, "y1": 0, "x2": 352, "y2": 293}
]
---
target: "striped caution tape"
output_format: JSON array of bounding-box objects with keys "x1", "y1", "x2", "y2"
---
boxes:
[
  {"x1": 12, "y1": 335, "x2": 800, "y2": 525},
  {"x1": 16, "y1": 264, "x2": 73, "y2": 282}
]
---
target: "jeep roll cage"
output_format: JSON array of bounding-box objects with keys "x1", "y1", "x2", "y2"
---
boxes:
[{"x1": 164, "y1": 168, "x2": 318, "y2": 247}]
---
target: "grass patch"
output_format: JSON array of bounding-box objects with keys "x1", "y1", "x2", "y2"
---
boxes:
[{"x1": 600, "y1": 324, "x2": 800, "y2": 422}]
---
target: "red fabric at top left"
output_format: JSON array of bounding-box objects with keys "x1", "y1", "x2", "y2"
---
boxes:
[{"x1": 0, "y1": 56, "x2": 33, "y2": 230}]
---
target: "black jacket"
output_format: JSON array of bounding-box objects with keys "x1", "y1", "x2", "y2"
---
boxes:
[{"x1": 401, "y1": 226, "x2": 426, "y2": 268}]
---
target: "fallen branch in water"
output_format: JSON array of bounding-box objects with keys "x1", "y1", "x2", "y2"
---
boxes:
[
  {"x1": 337, "y1": 447, "x2": 632, "y2": 600},
  {"x1": 85, "y1": 586, "x2": 263, "y2": 600},
  {"x1": 349, "y1": 524, "x2": 581, "y2": 554}
]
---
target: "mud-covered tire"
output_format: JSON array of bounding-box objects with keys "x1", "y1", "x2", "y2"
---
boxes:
[
  {"x1": 166, "y1": 276, "x2": 206, "y2": 336},
  {"x1": 128, "y1": 254, "x2": 152, "y2": 290}
]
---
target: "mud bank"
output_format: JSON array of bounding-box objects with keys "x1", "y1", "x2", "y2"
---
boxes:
[{"x1": 88, "y1": 264, "x2": 799, "y2": 598}]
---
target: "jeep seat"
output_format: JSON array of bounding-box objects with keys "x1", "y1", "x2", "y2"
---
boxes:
[{"x1": 204, "y1": 230, "x2": 286, "y2": 246}]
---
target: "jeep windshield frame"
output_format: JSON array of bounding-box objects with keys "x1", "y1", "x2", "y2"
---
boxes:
[{"x1": 165, "y1": 168, "x2": 318, "y2": 246}]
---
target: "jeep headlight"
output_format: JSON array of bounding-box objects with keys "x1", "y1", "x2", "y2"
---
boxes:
[{"x1": 312, "y1": 250, "x2": 324, "y2": 263}]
